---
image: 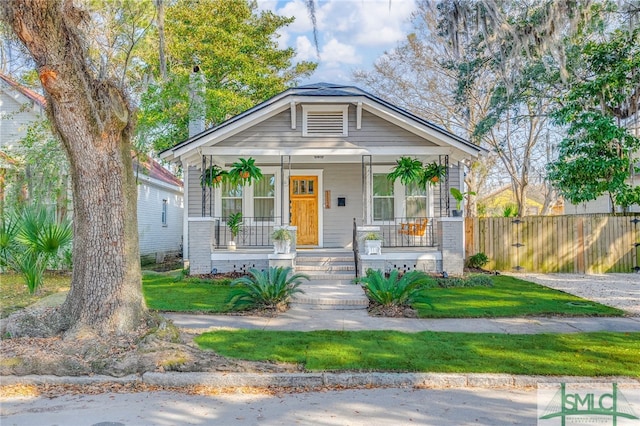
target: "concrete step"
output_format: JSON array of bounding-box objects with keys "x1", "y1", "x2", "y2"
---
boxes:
[
  {"x1": 291, "y1": 281, "x2": 368, "y2": 310},
  {"x1": 296, "y1": 264, "x2": 355, "y2": 272},
  {"x1": 300, "y1": 273, "x2": 355, "y2": 281},
  {"x1": 296, "y1": 256, "x2": 354, "y2": 263}
]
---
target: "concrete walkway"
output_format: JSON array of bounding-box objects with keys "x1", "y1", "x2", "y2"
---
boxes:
[{"x1": 165, "y1": 309, "x2": 640, "y2": 334}]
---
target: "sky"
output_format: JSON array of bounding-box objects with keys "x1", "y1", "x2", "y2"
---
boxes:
[{"x1": 256, "y1": 0, "x2": 417, "y2": 85}]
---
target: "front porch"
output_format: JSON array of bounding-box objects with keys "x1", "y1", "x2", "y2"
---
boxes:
[{"x1": 187, "y1": 216, "x2": 465, "y2": 277}]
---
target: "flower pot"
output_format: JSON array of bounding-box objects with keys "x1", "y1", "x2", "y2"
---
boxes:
[
  {"x1": 273, "y1": 240, "x2": 291, "y2": 254},
  {"x1": 364, "y1": 239, "x2": 382, "y2": 255},
  {"x1": 451, "y1": 210, "x2": 463, "y2": 217},
  {"x1": 227, "y1": 241, "x2": 237, "y2": 251}
]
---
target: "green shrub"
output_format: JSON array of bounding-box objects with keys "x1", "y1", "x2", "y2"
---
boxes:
[
  {"x1": 358, "y1": 269, "x2": 429, "y2": 308},
  {"x1": 466, "y1": 252, "x2": 489, "y2": 269},
  {"x1": 226, "y1": 266, "x2": 309, "y2": 311}
]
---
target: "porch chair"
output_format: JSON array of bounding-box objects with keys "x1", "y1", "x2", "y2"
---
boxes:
[{"x1": 399, "y1": 218, "x2": 428, "y2": 237}]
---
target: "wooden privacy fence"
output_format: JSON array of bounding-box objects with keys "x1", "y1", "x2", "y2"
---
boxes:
[{"x1": 465, "y1": 215, "x2": 640, "y2": 274}]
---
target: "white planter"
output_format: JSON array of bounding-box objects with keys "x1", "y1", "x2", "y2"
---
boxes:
[
  {"x1": 364, "y1": 240, "x2": 382, "y2": 255},
  {"x1": 227, "y1": 241, "x2": 237, "y2": 251},
  {"x1": 273, "y1": 240, "x2": 291, "y2": 254}
]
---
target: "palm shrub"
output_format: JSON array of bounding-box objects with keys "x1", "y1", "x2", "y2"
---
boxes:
[
  {"x1": 2, "y1": 206, "x2": 73, "y2": 293},
  {"x1": 358, "y1": 269, "x2": 429, "y2": 308},
  {"x1": 227, "y1": 266, "x2": 309, "y2": 311}
]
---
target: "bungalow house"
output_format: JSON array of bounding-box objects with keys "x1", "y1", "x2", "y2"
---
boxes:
[
  {"x1": 0, "y1": 72, "x2": 184, "y2": 261},
  {"x1": 160, "y1": 82, "x2": 486, "y2": 275}
]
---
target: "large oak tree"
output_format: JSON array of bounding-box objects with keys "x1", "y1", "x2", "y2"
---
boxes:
[{"x1": 1, "y1": 0, "x2": 148, "y2": 336}]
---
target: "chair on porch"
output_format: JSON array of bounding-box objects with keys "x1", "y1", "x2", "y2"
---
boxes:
[{"x1": 399, "y1": 218, "x2": 428, "y2": 237}]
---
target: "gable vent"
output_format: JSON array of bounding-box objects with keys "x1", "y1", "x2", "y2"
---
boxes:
[{"x1": 302, "y1": 105, "x2": 348, "y2": 137}]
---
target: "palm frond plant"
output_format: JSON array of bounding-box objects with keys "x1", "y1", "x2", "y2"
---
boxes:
[
  {"x1": 226, "y1": 266, "x2": 309, "y2": 311},
  {"x1": 229, "y1": 157, "x2": 262, "y2": 186},
  {"x1": 387, "y1": 157, "x2": 424, "y2": 185},
  {"x1": 357, "y1": 269, "x2": 430, "y2": 308},
  {"x1": 200, "y1": 164, "x2": 227, "y2": 188},
  {"x1": 421, "y1": 162, "x2": 447, "y2": 186},
  {"x1": 0, "y1": 215, "x2": 19, "y2": 269}
]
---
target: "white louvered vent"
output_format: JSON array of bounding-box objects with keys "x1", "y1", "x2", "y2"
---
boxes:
[{"x1": 302, "y1": 105, "x2": 348, "y2": 137}]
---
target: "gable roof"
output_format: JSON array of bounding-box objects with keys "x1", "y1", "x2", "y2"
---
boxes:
[
  {"x1": 160, "y1": 82, "x2": 487, "y2": 163},
  {"x1": 0, "y1": 72, "x2": 46, "y2": 107},
  {"x1": 133, "y1": 153, "x2": 183, "y2": 189}
]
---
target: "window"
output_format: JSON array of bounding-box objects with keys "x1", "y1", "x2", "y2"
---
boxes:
[
  {"x1": 221, "y1": 180, "x2": 243, "y2": 219},
  {"x1": 405, "y1": 182, "x2": 427, "y2": 218},
  {"x1": 161, "y1": 199, "x2": 168, "y2": 226},
  {"x1": 253, "y1": 174, "x2": 275, "y2": 221},
  {"x1": 373, "y1": 174, "x2": 394, "y2": 221},
  {"x1": 302, "y1": 105, "x2": 348, "y2": 136}
]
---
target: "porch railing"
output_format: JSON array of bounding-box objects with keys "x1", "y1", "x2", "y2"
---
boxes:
[
  {"x1": 213, "y1": 216, "x2": 282, "y2": 249},
  {"x1": 377, "y1": 217, "x2": 436, "y2": 248}
]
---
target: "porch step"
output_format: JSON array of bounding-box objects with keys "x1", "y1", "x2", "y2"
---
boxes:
[
  {"x1": 291, "y1": 251, "x2": 365, "y2": 310},
  {"x1": 291, "y1": 280, "x2": 368, "y2": 310}
]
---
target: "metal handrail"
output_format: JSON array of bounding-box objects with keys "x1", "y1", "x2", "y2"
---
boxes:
[{"x1": 353, "y1": 217, "x2": 359, "y2": 278}]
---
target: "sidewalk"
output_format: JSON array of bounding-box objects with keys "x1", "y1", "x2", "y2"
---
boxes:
[{"x1": 164, "y1": 308, "x2": 640, "y2": 334}]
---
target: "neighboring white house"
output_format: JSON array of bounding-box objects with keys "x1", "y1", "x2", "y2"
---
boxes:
[
  {"x1": 0, "y1": 72, "x2": 184, "y2": 259},
  {"x1": 161, "y1": 82, "x2": 487, "y2": 275}
]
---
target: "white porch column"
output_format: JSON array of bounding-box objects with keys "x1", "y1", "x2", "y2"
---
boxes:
[
  {"x1": 181, "y1": 159, "x2": 190, "y2": 263},
  {"x1": 438, "y1": 217, "x2": 465, "y2": 276}
]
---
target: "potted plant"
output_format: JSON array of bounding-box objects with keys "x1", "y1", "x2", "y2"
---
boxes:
[
  {"x1": 226, "y1": 212, "x2": 242, "y2": 250},
  {"x1": 387, "y1": 157, "x2": 424, "y2": 185},
  {"x1": 421, "y1": 162, "x2": 447, "y2": 186},
  {"x1": 363, "y1": 231, "x2": 383, "y2": 255},
  {"x1": 271, "y1": 227, "x2": 293, "y2": 254},
  {"x1": 200, "y1": 164, "x2": 227, "y2": 188},
  {"x1": 229, "y1": 157, "x2": 262, "y2": 186},
  {"x1": 450, "y1": 187, "x2": 476, "y2": 216}
]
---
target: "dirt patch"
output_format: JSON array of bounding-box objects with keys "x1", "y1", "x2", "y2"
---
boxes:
[
  {"x1": 367, "y1": 303, "x2": 418, "y2": 318},
  {"x1": 0, "y1": 313, "x2": 301, "y2": 378}
]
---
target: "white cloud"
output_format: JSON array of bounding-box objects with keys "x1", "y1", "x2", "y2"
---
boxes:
[
  {"x1": 294, "y1": 36, "x2": 317, "y2": 61},
  {"x1": 320, "y1": 38, "x2": 362, "y2": 66}
]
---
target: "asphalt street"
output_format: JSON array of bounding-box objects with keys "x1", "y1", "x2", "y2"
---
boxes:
[{"x1": 1, "y1": 387, "x2": 540, "y2": 426}]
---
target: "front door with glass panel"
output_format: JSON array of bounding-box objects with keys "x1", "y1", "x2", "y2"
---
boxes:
[{"x1": 290, "y1": 176, "x2": 318, "y2": 245}]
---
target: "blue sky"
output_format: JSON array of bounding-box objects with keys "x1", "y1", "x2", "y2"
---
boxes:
[{"x1": 256, "y1": 0, "x2": 417, "y2": 84}]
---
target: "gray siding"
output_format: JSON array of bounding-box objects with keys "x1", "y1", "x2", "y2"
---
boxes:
[
  {"x1": 187, "y1": 165, "x2": 204, "y2": 217},
  {"x1": 217, "y1": 106, "x2": 437, "y2": 149}
]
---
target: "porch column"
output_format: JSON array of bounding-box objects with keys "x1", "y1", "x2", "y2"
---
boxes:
[
  {"x1": 438, "y1": 217, "x2": 465, "y2": 276},
  {"x1": 187, "y1": 217, "x2": 216, "y2": 275}
]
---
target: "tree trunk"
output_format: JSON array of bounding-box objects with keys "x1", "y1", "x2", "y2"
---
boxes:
[
  {"x1": 155, "y1": 0, "x2": 167, "y2": 80},
  {"x1": 1, "y1": 0, "x2": 147, "y2": 336}
]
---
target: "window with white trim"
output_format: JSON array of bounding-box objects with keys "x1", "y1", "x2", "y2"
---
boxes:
[
  {"x1": 161, "y1": 199, "x2": 168, "y2": 226},
  {"x1": 253, "y1": 174, "x2": 275, "y2": 221},
  {"x1": 302, "y1": 105, "x2": 348, "y2": 137},
  {"x1": 221, "y1": 180, "x2": 243, "y2": 219},
  {"x1": 405, "y1": 181, "x2": 428, "y2": 218},
  {"x1": 373, "y1": 174, "x2": 394, "y2": 221}
]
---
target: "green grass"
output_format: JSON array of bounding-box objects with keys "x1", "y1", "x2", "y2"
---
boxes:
[
  {"x1": 0, "y1": 272, "x2": 71, "y2": 318},
  {"x1": 195, "y1": 329, "x2": 640, "y2": 376},
  {"x1": 415, "y1": 275, "x2": 624, "y2": 318},
  {"x1": 142, "y1": 271, "x2": 234, "y2": 313}
]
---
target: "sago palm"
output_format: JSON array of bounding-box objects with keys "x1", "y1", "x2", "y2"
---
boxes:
[{"x1": 227, "y1": 266, "x2": 308, "y2": 311}]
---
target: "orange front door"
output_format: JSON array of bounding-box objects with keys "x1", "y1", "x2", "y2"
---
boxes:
[{"x1": 290, "y1": 176, "x2": 318, "y2": 245}]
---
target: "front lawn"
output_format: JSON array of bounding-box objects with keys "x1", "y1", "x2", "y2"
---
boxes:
[
  {"x1": 195, "y1": 329, "x2": 640, "y2": 376},
  {"x1": 415, "y1": 275, "x2": 624, "y2": 318},
  {"x1": 142, "y1": 271, "x2": 233, "y2": 313}
]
